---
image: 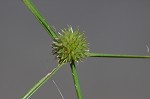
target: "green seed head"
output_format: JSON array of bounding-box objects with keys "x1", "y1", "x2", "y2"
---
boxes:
[{"x1": 52, "y1": 26, "x2": 89, "y2": 63}]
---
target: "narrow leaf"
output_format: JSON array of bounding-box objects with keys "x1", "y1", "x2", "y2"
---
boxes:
[
  {"x1": 88, "y1": 52, "x2": 150, "y2": 59},
  {"x1": 22, "y1": 63, "x2": 65, "y2": 99},
  {"x1": 22, "y1": 0, "x2": 58, "y2": 39}
]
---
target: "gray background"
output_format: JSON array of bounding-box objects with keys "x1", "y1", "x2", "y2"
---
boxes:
[{"x1": 1, "y1": 0, "x2": 150, "y2": 99}]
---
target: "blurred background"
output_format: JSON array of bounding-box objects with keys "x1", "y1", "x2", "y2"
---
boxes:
[{"x1": 1, "y1": 0, "x2": 150, "y2": 99}]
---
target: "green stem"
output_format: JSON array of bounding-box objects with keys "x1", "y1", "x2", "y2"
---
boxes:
[
  {"x1": 22, "y1": 63, "x2": 65, "y2": 99},
  {"x1": 22, "y1": 0, "x2": 58, "y2": 39},
  {"x1": 70, "y1": 61, "x2": 83, "y2": 99},
  {"x1": 88, "y1": 52, "x2": 150, "y2": 59}
]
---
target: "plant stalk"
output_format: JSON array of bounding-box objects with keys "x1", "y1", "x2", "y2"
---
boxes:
[
  {"x1": 70, "y1": 61, "x2": 83, "y2": 99},
  {"x1": 22, "y1": 0, "x2": 58, "y2": 39},
  {"x1": 22, "y1": 63, "x2": 65, "y2": 99}
]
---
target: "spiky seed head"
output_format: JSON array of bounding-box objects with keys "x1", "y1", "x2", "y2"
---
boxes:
[{"x1": 52, "y1": 26, "x2": 89, "y2": 63}]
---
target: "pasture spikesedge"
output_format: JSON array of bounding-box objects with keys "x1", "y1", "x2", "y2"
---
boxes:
[
  {"x1": 22, "y1": 0, "x2": 150, "y2": 99},
  {"x1": 52, "y1": 26, "x2": 89, "y2": 64}
]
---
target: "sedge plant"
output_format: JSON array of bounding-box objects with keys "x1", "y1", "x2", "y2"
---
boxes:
[{"x1": 22, "y1": 0, "x2": 150, "y2": 99}]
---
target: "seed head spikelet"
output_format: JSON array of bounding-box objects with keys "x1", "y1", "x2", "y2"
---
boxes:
[{"x1": 52, "y1": 26, "x2": 89, "y2": 63}]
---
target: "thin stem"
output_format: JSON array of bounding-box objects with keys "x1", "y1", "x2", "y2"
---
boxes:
[
  {"x1": 52, "y1": 80, "x2": 65, "y2": 99},
  {"x1": 22, "y1": 0, "x2": 58, "y2": 39},
  {"x1": 88, "y1": 52, "x2": 150, "y2": 59},
  {"x1": 22, "y1": 63, "x2": 65, "y2": 99},
  {"x1": 70, "y1": 61, "x2": 83, "y2": 99}
]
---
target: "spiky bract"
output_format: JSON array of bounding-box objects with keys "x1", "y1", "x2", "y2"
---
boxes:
[{"x1": 52, "y1": 26, "x2": 89, "y2": 63}]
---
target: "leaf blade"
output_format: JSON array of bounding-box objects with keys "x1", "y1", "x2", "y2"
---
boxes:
[
  {"x1": 88, "y1": 52, "x2": 150, "y2": 59},
  {"x1": 22, "y1": 63, "x2": 65, "y2": 99},
  {"x1": 22, "y1": 0, "x2": 58, "y2": 39}
]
